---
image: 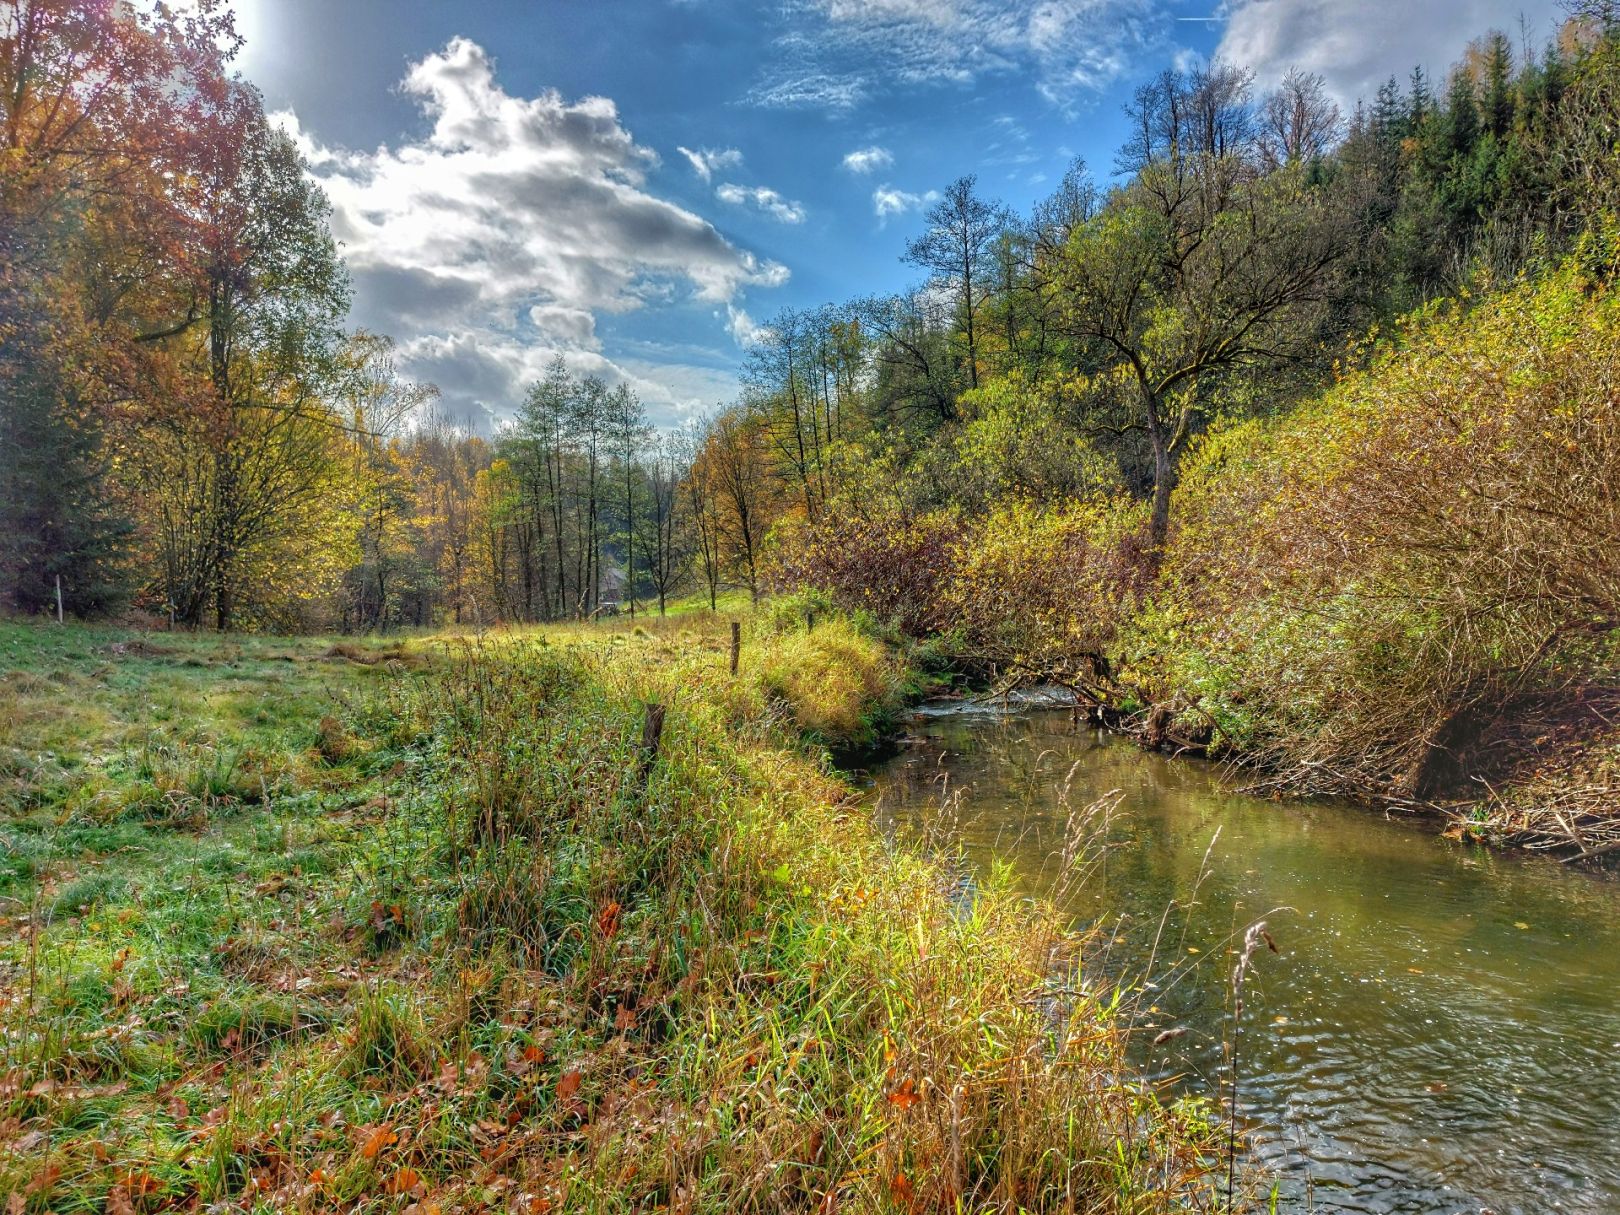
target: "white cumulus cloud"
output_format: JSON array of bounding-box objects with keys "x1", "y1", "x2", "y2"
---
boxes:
[
  {"x1": 724, "y1": 303, "x2": 770, "y2": 347},
  {"x1": 841, "y1": 145, "x2": 894, "y2": 173},
  {"x1": 1215, "y1": 0, "x2": 1564, "y2": 105},
  {"x1": 275, "y1": 39, "x2": 786, "y2": 425},
  {"x1": 715, "y1": 182, "x2": 807, "y2": 224},
  {"x1": 872, "y1": 183, "x2": 939, "y2": 220},
  {"x1": 676, "y1": 144, "x2": 744, "y2": 181}
]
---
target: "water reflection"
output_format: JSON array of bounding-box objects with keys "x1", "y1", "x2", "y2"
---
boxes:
[{"x1": 863, "y1": 710, "x2": 1620, "y2": 1215}]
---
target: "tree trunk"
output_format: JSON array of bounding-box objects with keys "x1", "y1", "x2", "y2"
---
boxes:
[
  {"x1": 1139, "y1": 379, "x2": 1174, "y2": 551},
  {"x1": 1149, "y1": 440, "x2": 1174, "y2": 550}
]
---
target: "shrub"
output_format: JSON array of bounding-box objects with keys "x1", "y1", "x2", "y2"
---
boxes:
[
  {"x1": 1153, "y1": 249, "x2": 1620, "y2": 797},
  {"x1": 767, "y1": 510, "x2": 960, "y2": 638},
  {"x1": 941, "y1": 497, "x2": 1150, "y2": 688}
]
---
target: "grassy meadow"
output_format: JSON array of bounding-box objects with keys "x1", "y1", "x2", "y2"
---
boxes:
[{"x1": 0, "y1": 613, "x2": 1222, "y2": 1213}]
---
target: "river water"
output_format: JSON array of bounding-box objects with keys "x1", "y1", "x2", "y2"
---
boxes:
[{"x1": 861, "y1": 705, "x2": 1620, "y2": 1214}]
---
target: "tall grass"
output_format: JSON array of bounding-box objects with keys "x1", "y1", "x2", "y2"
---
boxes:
[{"x1": 0, "y1": 618, "x2": 1222, "y2": 1212}]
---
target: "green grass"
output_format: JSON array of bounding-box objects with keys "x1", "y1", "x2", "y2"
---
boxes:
[
  {"x1": 647, "y1": 587, "x2": 754, "y2": 619},
  {"x1": 0, "y1": 617, "x2": 1220, "y2": 1212}
]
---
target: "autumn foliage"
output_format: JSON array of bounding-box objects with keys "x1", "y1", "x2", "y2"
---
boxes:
[{"x1": 1129, "y1": 243, "x2": 1620, "y2": 840}]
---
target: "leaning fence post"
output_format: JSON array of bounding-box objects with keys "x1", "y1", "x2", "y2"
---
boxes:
[{"x1": 729, "y1": 621, "x2": 741, "y2": 676}]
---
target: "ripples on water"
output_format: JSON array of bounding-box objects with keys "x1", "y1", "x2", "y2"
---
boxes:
[{"x1": 862, "y1": 709, "x2": 1620, "y2": 1215}]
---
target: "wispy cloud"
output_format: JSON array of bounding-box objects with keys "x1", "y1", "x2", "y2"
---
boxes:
[
  {"x1": 841, "y1": 144, "x2": 894, "y2": 174},
  {"x1": 716, "y1": 182, "x2": 807, "y2": 224},
  {"x1": 750, "y1": 0, "x2": 1168, "y2": 111},
  {"x1": 276, "y1": 39, "x2": 786, "y2": 424},
  {"x1": 872, "y1": 183, "x2": 939, "y2": 221},
  {"x1": 676, "y1": 144, "x2": 744, "y2": 181},
  {"x1": 743, "y1": 69, "x2": 868, "y2": 111}
]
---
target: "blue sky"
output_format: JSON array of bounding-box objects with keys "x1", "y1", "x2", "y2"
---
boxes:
[{"x1": 230, "y1": 0, "x2": 1563, "y2": 428}]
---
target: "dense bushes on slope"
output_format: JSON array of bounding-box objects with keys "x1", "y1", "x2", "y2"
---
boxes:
[{"x1": 1150, "y1": 244, "x2": 1620, "y2": 809}]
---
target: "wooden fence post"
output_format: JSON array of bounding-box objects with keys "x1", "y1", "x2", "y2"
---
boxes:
[
  {"x1": 55, "y1": 576, "x2": 63, "y2": 625},
  {"x1": 636, "y1": 702, "x2": 666, "y2": 789},
  {"x1": 729, "y1": 621, "x2": 741, "y2": 676}
]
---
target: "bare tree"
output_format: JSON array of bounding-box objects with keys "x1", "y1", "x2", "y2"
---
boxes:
[
  {"x1": 850, "y1": 291, "x2": 959, "y2": 427},
  {"x1": 903, "y1": 176, "x2": 1011, "y2": 390},
  {"x1": 1118, "y1": 62, "x2": 1258, "y2": 175},
  {"x1": 637, "y1": 433, "x2": 690, "y2": 615},
  {"x1": 744, "y1": 308, "x2": 822, "y2": 522},
  {"x1": 604, "y1": 382, "x2": 650, "y2": 615},
  {"x1": 1260, "y1": 69, "x2": 1343, "y2": 168},
  {"x1": 677, "y1": 418, "x2": 725, "y2": 610}
]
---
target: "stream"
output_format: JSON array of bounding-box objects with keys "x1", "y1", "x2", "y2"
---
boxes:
[{"x1": 860, "y1": 704, "x2": 1620, "y2": 1214}]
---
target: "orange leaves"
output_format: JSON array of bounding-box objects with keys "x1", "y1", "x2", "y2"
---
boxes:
[
  {"x1": 22, "y1": 1162, "x2": 61, "y2": 1198},
  {"x1": 105, "y1": 1170, "x2": 159, "y2": 1215},
  {"x1": 595, "y1": 901, "x2": 622, "y2": 940},
  {"x1": 386, "y1": 1166, "x2": 423, "y2": 1195},
  {"x1": 886, "y1": 1076, "x2": 921, "y2": 1112},
  {"x1": 370, "y1": 900, "x2": 407, "y2": 937},
  {"x1": 555, "y1": 1068, "x2": 582, "y2": 1101},
  {"x1": 359, "y1": 1123, "x2": 399, "y2": 1159},
  {"x1": 433, "y1": 1058, "x2": 460, "y2": 1094},
  {"x1": 554, "y1": 1067, "x2": 587, "y2": 1120},
  {"x1": 354, "y1": 1126, "x2": 427, "y2": 1202},
  {"x1": 120, "y1": 1171, "x2": 160, "y2": 1197}
]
